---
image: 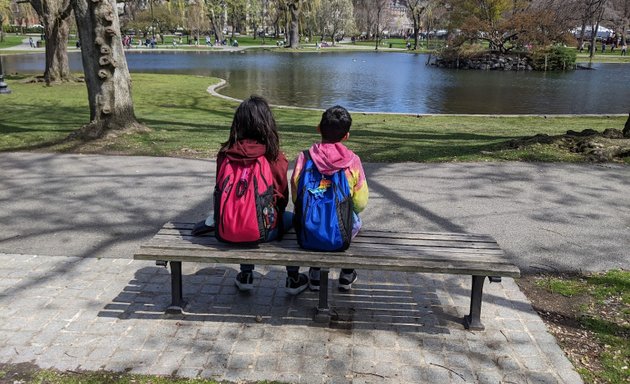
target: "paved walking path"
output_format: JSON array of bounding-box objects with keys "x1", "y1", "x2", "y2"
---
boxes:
[
  {"x1": 0, "y1": 253, "x2": 581, "y2": 383},
  {"x1": 2, "y1": 152, "x2": 628, "y2": 383}
]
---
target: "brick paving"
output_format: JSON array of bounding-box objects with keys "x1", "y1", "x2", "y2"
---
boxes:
[{"x1": 0, "y1": 252, "x2": 582, "y2": 383}]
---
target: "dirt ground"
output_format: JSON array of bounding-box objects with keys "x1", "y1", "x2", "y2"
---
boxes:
[
  {"x1": 503, "y1": 128, "x2": 630, "y2": 163},
  {"x1": 517, "y1": 274, "x2": 629, "y2": 383}
]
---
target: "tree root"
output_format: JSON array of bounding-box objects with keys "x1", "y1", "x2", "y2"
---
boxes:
[{"x1": 66, "y1": 119, "x2": 150, "y2": 142}]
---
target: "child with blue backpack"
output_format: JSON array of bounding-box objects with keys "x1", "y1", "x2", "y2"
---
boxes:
[
  {"x1": 291, "y1": 105, "x2": 369, "y2": 291},
  {"x1": 213, "y1": 96, "x2": 309, "y2": 295}
]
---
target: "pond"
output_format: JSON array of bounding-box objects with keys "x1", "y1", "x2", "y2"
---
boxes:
[{"x1": 2, "y1": 50, "x2": 628, "y2": 114}]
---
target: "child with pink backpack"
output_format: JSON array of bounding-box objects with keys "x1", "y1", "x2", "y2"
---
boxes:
[{"x1": 211, "y1": 96, "x2": 308, "y2": 295}]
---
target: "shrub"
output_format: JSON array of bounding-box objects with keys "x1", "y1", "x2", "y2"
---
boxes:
[{"x1": 530, "y1": 46, "x2": 576, "y2": 71}]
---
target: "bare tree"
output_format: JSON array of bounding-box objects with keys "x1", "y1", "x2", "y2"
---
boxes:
[
  {"x1": 572, "y1": 0, "x2": 609, "y2": 55},
  {"x1": 353, "y1": 0, "x2": 376, "y2": 38},
  {"x1": 610, "y1": 0, "x2": 630, "y2": 45},
  {"x1": 71, "y1": 0, "x2": 144, "y2": 138},
  {"x1": 406, "y1": 0, "x2": 428, "y2": 50},
  {"x1": 373, "y1": 0, "x2": 389, "y2": 50}
]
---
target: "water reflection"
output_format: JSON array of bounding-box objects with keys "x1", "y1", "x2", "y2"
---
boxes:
[{"x1": 3, "y1": 50, "x2": 627, "y2": 114}]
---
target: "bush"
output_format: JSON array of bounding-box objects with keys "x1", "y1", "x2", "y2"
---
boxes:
[
  {"x1": 530, "y1": 46, "x2": 576, "y2": 71},
  {"x1": 438, "y1": 44, "x2": 487, "y2": 60}
]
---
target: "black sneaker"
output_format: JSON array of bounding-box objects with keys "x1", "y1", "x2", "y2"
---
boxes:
[
  {"x1": 338, "y1": 270, "x2": 357, "y2": 291},
  {"x1": 235, "y1": 271, "x2": 254, "y2": 291},
  {"x1": 286, "y1": 273, "x2": 308, "y2": 295},
  {"x1": 308, "y1": 268, "x2": 320, "y2": 291}
]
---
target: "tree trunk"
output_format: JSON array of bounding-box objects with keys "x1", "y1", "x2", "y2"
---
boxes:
[
  {"x1": 43, "y1": 16, "x2": 71, "y2": 84},
  {"x1": 208, "y1": 8, "x2": 224, "y2": 44},
  {"x1": 71, "y1": 0, "x2": 144, "y2": 139},
  {"x1": 624, "y1": 113, "x2": 630, "y2": 138},
  {"x1": 413, "y1": 17, "x2": 419, "y2": 50},
  {"x1": 577, "y1": 22, "x2": 586, "y2": 49},
  {"x1": 589, "y1": 21, "x2": 599, "y2": 58},
  {"x1": 30, "y1": 0, "x2": 73, "y2": 83},
  {"x1": 288, "y1": 1, "x2": 299, "y2": 48}
]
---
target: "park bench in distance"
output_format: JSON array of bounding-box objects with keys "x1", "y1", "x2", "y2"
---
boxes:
[{"x1": 134, "y1": 222, "x2": 520, "y2": 330}]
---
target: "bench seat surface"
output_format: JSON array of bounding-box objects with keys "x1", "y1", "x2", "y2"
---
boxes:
[{"x1": 134, "y1": 222, "x2": 520, "y2": 278}]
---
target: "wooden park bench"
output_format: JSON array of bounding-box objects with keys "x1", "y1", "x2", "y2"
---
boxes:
[{"x1": 134, "y1": 222, "x2": 520, "y2": 330}]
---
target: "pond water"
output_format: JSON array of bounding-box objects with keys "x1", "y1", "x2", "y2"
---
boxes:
[{"x1": 3, "y1": 50, "x2": 628, "y2": 114}]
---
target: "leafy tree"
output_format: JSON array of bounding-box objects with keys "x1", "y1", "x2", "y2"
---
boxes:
[
  {"x1": 449, "y1": 0, "x2": 519, "y2": 53},
  {"x1": 268, "y1": 0, "x2": 284, "y2": 38},
  {"x1": 71, "y1": 0, "x2": 143, "y2": 138},
  {"x1": 204, "y1": 0, "x2": 225, "y2": 43},
  {"x1": 0, "y1": 0, "x2": 10, "y2": 42},
  {"x1": 449, "y1": 0, "x2": 574, "y2": 53},
  {"x1": 248, "y1": 0, "x2": 264, "y2": 40},
  {"x1": 511, "y1": 0, "x2": 576, "y2": 48},
  {"x1": 226, "y1": 0, "x2": 247, "y2": 37},
  {"x1": 301, "y1": 0, "x2": 321, "y2": 41},
  {"x1": 319, "y1": 0, "x2": 354, "y2": 45}
]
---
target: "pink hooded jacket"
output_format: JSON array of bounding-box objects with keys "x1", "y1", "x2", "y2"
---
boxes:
[{"x1": 290, "y1": 142, "x2": 368, "y2": 213}]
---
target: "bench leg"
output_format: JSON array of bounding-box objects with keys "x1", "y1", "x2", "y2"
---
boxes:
[
  {"x1": 166, "y1": 261, "x2": 187, "y2": 315},
  {"x1": 464, "y1": 275, "x2": 485, "y2": 331},
  {"x1": 314, "y1": 268, "x2": 331, "y2": 323}
]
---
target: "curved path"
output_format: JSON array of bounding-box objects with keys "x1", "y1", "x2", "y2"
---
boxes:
[{"x1": 1, "y1": 152, "x2": 627, "y2": 272}]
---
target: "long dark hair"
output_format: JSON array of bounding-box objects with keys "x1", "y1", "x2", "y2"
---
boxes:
[{"x1": 220, "y1": 95, "x2": 280, "y2": 161}]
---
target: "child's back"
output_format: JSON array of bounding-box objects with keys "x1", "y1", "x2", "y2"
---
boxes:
[{"x1": 291, "y1": 106, "x2": 368, "y2": 291}]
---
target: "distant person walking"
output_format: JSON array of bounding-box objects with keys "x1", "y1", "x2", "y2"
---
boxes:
[
  {"x1": 28, "y1": 37, "x2": 34, "y2": 48},
  {"x1": 622, "y1": 43, "x2": 627, "y2": 56}
]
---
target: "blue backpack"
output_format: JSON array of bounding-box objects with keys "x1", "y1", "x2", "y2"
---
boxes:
[{"x1": 294, "y1": 150, "x2": 354, "y2": 251}]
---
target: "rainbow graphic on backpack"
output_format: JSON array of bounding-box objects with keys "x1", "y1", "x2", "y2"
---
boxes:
[
  {"x1": 214, "y1": 157, "x2": 276, "y2": 243},
  {"x1": 294, "y1": 151, "x2": 353, "y2": 251}
]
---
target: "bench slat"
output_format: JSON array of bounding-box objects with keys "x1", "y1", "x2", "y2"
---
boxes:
[
  {"x1": 135, "y1": 247, "x2": 519, "y2": 276},
  {"x1": 159, "y1": 225, "x2": 497, "y2": 242},
  {"x1": 138, "y1": 241, "x2": 515, "y2": 269},
  {"x1": 154, "y1": 231, "x2": 502, "y2": 250},
  {"x1": 146, "y1": 236, "x2": 505, "y2": 258}
]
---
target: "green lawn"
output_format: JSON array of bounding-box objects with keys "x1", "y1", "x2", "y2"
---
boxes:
[
  {"x1": 0, "y1": 73, "x2": 626, "y2": 163},
  {"x1": 0, "y1": 34, "x2": 26, "y2": 49}
]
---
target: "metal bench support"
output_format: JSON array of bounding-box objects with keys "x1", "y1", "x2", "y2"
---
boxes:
[
  {"x1": 314, "y1": 268, "x2": 331, "y2": 323},
  {"x1": 464, "y1": 275, "x2": 486, "y2": 330},
  {"x1": 166, "y1": 261, "x2": 187, "y2": 314}
]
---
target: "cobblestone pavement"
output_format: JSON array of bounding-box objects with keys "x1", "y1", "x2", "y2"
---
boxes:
[{"x1": 0, "y1": 252, "x2": 582, "y2": 384}]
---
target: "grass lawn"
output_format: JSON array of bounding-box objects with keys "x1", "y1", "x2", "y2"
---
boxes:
[
  {"x1": 0, "y1": 73, "x2": 627, "y2": 163},
  {"x1": 0, "y1": 34, "x2": 26, "y2": 49}
]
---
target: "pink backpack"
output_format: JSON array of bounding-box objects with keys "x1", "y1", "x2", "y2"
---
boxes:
[{"x1": 214, "y1": 156, "x2": 276, "y2": 243}]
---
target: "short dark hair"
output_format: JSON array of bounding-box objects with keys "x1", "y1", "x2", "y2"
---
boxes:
[{"x1": 319, "y1": 105, "x2": 352, "y2": 143}]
